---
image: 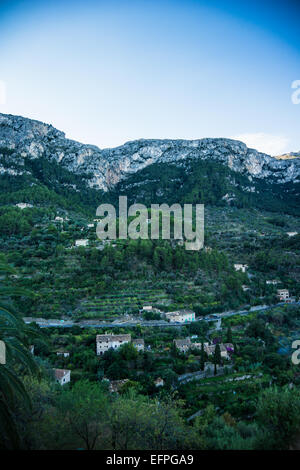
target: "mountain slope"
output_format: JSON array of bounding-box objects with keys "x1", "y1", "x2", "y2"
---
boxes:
[
  {"x1": 0, "y1": 112, "x2": 299, "y2": 215},
  {"x1": 1, "y1": 112, "x2": 300, "y2": 192}
]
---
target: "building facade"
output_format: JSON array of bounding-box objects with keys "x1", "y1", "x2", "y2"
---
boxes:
[
  {"x1": 277, "y1": 289, "x2": 289, "y2": 301},
  {"x1": 96, "y1": 333, "x2": 131, "y2": 355},
  {"x1": 54, "y1": 369, "x2": 71, "y2": 386},
  {"x1": 234, "y1": 264, "x2": 248, "y2": 273},
  {"x1": 132, "y1": 338, "x2": 145, "y2": 352},
  {"x1": 165, "y1": 310, "x2": 196, "y2": 323}
]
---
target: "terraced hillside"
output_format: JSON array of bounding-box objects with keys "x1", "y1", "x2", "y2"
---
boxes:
[{"x1": 77, "y1": 285, "x2": 170, "y2": 319}]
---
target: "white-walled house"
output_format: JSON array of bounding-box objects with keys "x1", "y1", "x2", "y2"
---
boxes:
[
  {"x1": 277, "y1": 289, "x2": 289, "y2": 301},
  {"x1": 132, "y1": 339, "x2": 145, "y2": 352},
  {"x1": 96, "y1": 333, "x2": 131, "y2": 355},
  {"x1": 165, "y1": 310, "x2": 196, "y2": 323},
  {"x1": 242, "y1": 285, "x2": 250, "y2": 292},
  {"x1": 15, "y1": 203, "x2": 33, "y2": 209},
  {"x1": 75, "y1": 239, "x2": 89, "y2": 247},
  {"x1": 266, "y1": 280, "x2": 280, "y2": 285},
  {"x1": 154, "y1": 377, "x2": 164, "y2": 387},
  {"x1": 56, "y1": 350, "x2": 70, "y2": 358},
  {"x1": 54, "y1": 369, "x2": 71, "y2": 386},
  {"x1": 234, "y1": 264, "x2": 248, "y2": 273},
  {"x1": 287, "y1": 232, "x2": 298, "y2": 237}
]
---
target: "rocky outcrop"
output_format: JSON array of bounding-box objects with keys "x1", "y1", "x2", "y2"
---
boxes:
[{"x1": 0, "y1": 112, "x2": 299, "y2": 191}]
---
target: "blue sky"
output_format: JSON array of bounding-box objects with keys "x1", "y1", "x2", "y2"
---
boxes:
[{"x1": 0, "y1": 0, "x2": 299, "y2": 154}]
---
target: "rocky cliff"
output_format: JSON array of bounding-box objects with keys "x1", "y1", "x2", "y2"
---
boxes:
[{"x1": 1, "y1": 112, "x2": 299, "y2": 191}]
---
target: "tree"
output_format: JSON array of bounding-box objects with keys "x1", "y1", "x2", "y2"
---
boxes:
[
  {"x1": 256, "y1": 386, "x2": 300, "y2": 450},
  {"x1": 200, "y1": 342, "x2": 205, "y2": 371},
  {"x1": 226, "y1": 325, "x2": 233, "y2": 343},
  {"x1": 0, "y1": 262, "x2": 38, "y2": 449},
  {"x1": 213, "y1": 343, "x2": 221, "y2": 366},
  {"x1": 58, "y1": 380, "x2": 108, "y2": 450}
]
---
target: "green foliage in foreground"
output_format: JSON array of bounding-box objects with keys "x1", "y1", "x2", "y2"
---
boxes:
[
  {"x1": 0, "y1": 262, "x2": 39, "y2": 449},
  {"x1": 8, "y1": 376, "x2": 300, "y2": 450}
]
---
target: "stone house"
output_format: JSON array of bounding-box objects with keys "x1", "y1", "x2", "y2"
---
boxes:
[
  {"x1": 132, "y1": 338, "x2": 145, "y2": 352},
  {"x1": 174, "y1": 338, "x2": 191, "y2": 353},
  {"x1": 96, "y1": 333, "x2": 131, "y2": 355},
  {"x1": 54, "y1": 369, "x2": 71, "y2": 386},
  {"x1": 203, "y1": 342, "x2": 234, "y2": 360},
  {"x1": 165, "y1": 310, "x2": 196, "y2": 323}
]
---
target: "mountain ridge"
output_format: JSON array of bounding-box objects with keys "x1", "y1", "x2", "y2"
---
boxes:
[{"x1": 1, "y1": 112, "x2": 300, "y2": 192}]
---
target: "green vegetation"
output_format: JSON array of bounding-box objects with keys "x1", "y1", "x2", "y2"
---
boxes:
[{"x1": 1, "y1": 155, "x2": 300, "y2": 450}]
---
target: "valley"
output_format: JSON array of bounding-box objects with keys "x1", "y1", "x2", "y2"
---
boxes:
[{"x1": 1, "y1": 113, "x2": 300, "y2": 450}]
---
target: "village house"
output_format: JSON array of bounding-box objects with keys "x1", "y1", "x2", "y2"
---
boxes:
[
  {"x1": 96, "y1": 333, "x2": 131, "y2": 355},
  {"x1": 287, "y1": 232, "x2": 298, "y2": 237},
  {"x1": 15, "y1": 203, "x2": 33, "y2": 209},
  {"x1": 174, "y1": 338, "x2": 191, "y2": 353},
  {"x1": 132, "y1": 338, "x2": 145, "y2": 352},
  {"x1": 139, "y1": 305, "x2": 162, "y2": 315},
  {"x1": 109, "y1": 379, "x2": 129, "y2": 393},
  {"x1": 56, "y1": 350, "x2": 70, "y2": 358},
  {"x1": 165, "y1": 310, "x2": 196, "y2": 323},
  {"x1": 242, "y1": 285, "x2": 250, "y2": 292},
  {"x1": 154, "y1": 377, "x2": 164, "y2": 387},
  {"x1": 54, "y1": 216, "x2": 64, "y2": 222},
  {"x1": 234, "y1": 264, "x2": 248, "y2": 273},
  {"x1": 53, "y1": 369, "x2": 71, "y2": 386},
  {"x1": 285, "y1": 297, "x2": 296, "y2": 303},
  {"x1": 75, "y1": 239, "x2": 89, "y2": 247},
  {"x1": 266, "y1": 280, "x2": 280, "y2": 285},
  {"x1": 277, "y1": 289, "x2": 289, "y2": 301},
  {"x1": 202, "y1": 342, "x2": 234, "y2": 360},
  {"x1": 141, "y1": 305, "x2": 153, "y2": 311}
]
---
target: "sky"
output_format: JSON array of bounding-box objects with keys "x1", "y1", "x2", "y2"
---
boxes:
[{"x1": 0, "y1": 0, "x2": 299, "y2": 155}]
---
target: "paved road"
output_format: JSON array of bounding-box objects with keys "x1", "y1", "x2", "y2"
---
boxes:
[{"x1": 23, "y1": 302, "x2": 299, "y2": 329}]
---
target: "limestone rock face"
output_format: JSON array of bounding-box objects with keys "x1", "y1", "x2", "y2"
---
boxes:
[{"x1": 0, "y1": 112, "x2": 299, "y2": 191}]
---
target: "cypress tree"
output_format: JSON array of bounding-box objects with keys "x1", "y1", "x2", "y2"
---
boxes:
[
  {"x1": 200, "y1": 342, "x2": 205, "y2": 371},
  {"x1": 226, "y1": 325, "x2": 233, "y2": 343}
]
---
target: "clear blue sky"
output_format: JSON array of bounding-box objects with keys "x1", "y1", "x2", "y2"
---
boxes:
[{"x1": 0, "y1": 0, "x2": 299, "y2": 154}]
